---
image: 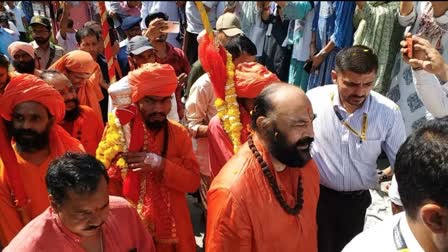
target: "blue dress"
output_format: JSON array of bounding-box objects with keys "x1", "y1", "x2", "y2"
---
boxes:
[{"x1": 307, "y1": 1, "x2": 355, "y2": 90}]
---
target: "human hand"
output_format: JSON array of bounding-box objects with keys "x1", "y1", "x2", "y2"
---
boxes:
[
  {"x1": 144, "y1": 18, "x2": 168, "y2": 42},
  {"x1": 310, "y1": 53, "x2": 325, "y2": 72},
  {"x1": 123, "y1": 152, "x2": 163, "y2": 172},
  {"x1": 177, "y1": 73, "x2": 188, "y2": 88},
  {"x1": 401, "y1": 34, "x2": 448, "y2": 80}
]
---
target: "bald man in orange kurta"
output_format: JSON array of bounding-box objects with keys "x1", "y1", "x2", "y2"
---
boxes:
[
  {"x1": 0, "y1": 74, "x2": 84, "y2": 246},
  {"x1": 104, "y1": 63, "x2": 199, "y2": 252},
  {"x1": 206, "y1": 84, "x2": 320, "y2": 252}
]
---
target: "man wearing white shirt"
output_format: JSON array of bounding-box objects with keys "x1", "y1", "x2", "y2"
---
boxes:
[
  {"x1": 306, "y1": 45, "x2": 406, "y2": 252},
  {"x1": 183, "y1": 1, "x2": 222, "y2": 65},
  {"x1": 5, "y1": 1, "x2": 28, "y2": 42},
  {"x1": 343, "y1": 118, "x2": 448, "y2": 252}
]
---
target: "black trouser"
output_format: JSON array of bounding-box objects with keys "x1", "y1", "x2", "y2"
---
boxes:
[{"x1": 317, "y1": 185, "x2": 371, "y2": 252}]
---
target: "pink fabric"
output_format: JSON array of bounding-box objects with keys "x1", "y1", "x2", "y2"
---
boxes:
[
  {"x1": 207, "y1": 115, "x2": 234, "y2": 179},
  {"x1": 4, "y1": 196, "x2": 156, "y2": 252}
]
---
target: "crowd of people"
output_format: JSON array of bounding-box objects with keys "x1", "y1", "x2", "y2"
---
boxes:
[{"x1": 1, "y1": 1, "x2": 448, "y2": 252}]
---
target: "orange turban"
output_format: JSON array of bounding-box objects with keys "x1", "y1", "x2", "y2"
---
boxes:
[
  {"x1": 50, "y1": 50, "x2": 98, "y2": 74},
  {"x1": 49, "y1": 50, "x2": 104, "y2": 123},
  {"x1": 128, "y1": 63, "x2": 177, "y2": 103},
  {"x1": 0, "y1": 74, "x2": 65, "y2": 122},
  {"x1": 234, "y1": 62, "x2": 280, "y2": 98}
]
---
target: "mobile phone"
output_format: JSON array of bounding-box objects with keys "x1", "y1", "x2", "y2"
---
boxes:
[
  {"x1": 303, "y1": 61, "x2": 312, "y2": 74},
  {"x1": 162, "y1": 21, "x2": 180, "y2": 34},
  {"x1": 404, "y1": 26, "x2": 413, "y2": 58}
]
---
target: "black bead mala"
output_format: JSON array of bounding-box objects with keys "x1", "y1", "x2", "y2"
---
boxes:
[{"x1": 248, "y1": 136, "x2": 304, "y2": 215}]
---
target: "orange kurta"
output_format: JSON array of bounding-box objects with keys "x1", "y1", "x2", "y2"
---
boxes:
[
  {"x1": 108, "y1": 119, "x2": 200, "y2": 252},
  {"x1": 0, "y1": 127, "x2": 84, "y2": 246},
  {"x1": 60, "y1": 105, "x2": 104, "y2": 156},
  {"x1": 206, "y1": 134, "x2": 320, "y2": 252}
]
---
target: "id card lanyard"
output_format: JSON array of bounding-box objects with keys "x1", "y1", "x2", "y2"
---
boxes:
[{"x1": 331, "y1": 92, "x2": 368, "y2": 143}]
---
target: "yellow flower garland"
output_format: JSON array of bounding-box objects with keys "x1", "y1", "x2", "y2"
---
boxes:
[
  {"x1": 96, "y1": 113, "x2": 128, "y2": 178},
  {"x1": 214, "y1": 51, "x2": 243, "y2": 154}
]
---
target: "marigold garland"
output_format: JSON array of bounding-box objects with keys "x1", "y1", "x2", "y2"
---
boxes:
[
  {"x1": 214, "y1": 51, "x2": 243, "y2": 153},
  {"x1": 96, "y1": 112, "x2": 128, "y2": 177}
]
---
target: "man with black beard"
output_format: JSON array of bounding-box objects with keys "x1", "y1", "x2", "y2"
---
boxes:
[
  {"x1": 40, "y1": 70, "x2": 104, "y2": 156},
  {"x1": 0, "y1": 74, "x2": 83, "y2": 246},
  {"x1": 7, "y1": 41, "x2": 40, "y2": 76},
  {"x1": 29, "y1": 16, "x2": 64, "y2": 70},
  {"x1": 206, "y1": 83, "x2": 320, "y2": 251},
  {"x1": 102, "y1": 63, "x2": 200, "y2": 251}
]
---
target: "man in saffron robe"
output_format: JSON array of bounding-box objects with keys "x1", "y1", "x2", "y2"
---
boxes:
[
  {"x1": 0, "y1": 74, "x2": 84, "y2": 247},
  {"x1": 206, "y1": 83, "x2": 319, "y2": 251},
  {"x1": 49, "y1": 50, "x2": 104, "y2": 123},
  {"x1": 103, "y1": 63, "x2": 200, "y2": 251},
  {"x1": 208, "y1": 62, "x2": 280, "y2": 178},
  {"x1": 41, "y1": 70, "x2": 104, "y2": 156}
]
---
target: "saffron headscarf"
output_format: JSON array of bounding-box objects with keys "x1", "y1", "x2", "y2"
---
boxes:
[
  {"x1": 0, "y1": 74, "x2": 65, "y2": 122},
  {"x1": 234, "y1": 62, "x2": 280, "y2": 98},
  {"x1": 0, "y1": 74, "x2": 84, "y2": 227},
  {"x1": 49, "y1": 50, "x2": 104, "y2": 122},
  {"x1": 7, "y1": 41, "x2": 35, "y2": 59},
  {"x1": 128, "y1": 62, "x2": 178, "y2": 103}
]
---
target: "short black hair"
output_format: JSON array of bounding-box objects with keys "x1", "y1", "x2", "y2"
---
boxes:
[
  {"x1": 395, "y1": 117, "x2": 448, "y2": 219},
  {"x1": 225, "y1": 34, "x2": 257, "y2": 60},
  {"x1": 145, "y1": 12, "x2": 169, "y2": 27},
  {"x1": 67, "y1": 18, "x2": 74, "y2": 29},
  {"x1": 335, "y1": 45, "x2": 378, "y2": 74},
  {"x1": 250, "y1": 84, "x2": 278, "y2": 131},
  {"x1": 75, "y1": 27, "x2": 99, "y2": 45},
  {"x1": 0, "y1": 53, "x2": 9, "y2": 69},
  {"x1": 46, "y1": 152, "x2": 109, "y2": 206}
]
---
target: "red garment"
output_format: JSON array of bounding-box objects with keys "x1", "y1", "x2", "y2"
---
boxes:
[
  {"x1": 206, "y1": 134, "x2": 320, "y2": 251},
  {"x1": 60, "y1": 105, "x2": 104, "y2": 156},
  {"x1": 4, "y1": 196, "x2": 156, "y2": 252},
  {"x1": 107, "y1": 115, "x2": 200, "y2": 252},
  {"x1": 128, "y1": 63, "x2": 178, "y2": 102},
  {"x1": 234, "y1": 62, "x2": 280, "y2": 98},
  {"x1": 208, "y1": 105, "x2": 252, "y2": 179}
]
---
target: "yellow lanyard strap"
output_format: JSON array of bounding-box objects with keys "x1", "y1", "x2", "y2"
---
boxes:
[{"x1": 333, "y1": 107, "x2": 368, "y2": 142}]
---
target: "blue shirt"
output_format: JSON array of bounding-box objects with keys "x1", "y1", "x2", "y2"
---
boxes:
[
  {"x1": 306, "y1": 84, "x2": 406, "y2": 191},
  {"x1": 0, "y1": 27, "x2": 18, "y2": 60}
]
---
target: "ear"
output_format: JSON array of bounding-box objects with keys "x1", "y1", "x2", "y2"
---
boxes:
[
  {"x1": 331, "y1": 70, "x2": 338, "y2": 84},
  {"x1": 256, "y1": 116, "x2": 274, "y2": 133},
  {"x1": 421, "y1": 204, "x2": 448, "y2": 234},
  {"x1": 48, "y1": 194, "x2": 60, "y2": 213}
]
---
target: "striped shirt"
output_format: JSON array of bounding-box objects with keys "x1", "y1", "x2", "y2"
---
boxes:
[{"x1": 306, "y1": 84, "x2": 406, "y2": 191}]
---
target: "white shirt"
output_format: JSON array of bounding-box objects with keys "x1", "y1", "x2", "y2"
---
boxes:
[
  {"x1": 307, "y1": 84, "x2": 406, "y2": 191},
  {"x1": 185, "y1": 1, "x2": 220, "y2": 34},
  {"x1": 56, "y1": 31, "x2": 78, "y2": 53},
  {"x1": 343, "y1": 212, "x2": 424, "y2": 252},
  {"x1": 185, "y1": 73, "x2": 217, "y2": 135},
  {"x1": 140, "y1": 1, "x2": 181, "y2": 48},
  {"x1": 413, "y1": 69, "x2": 448, "y2": 119},
  {"x1": 5, "y1": 5, "x2": 26, "y2": 32}
]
